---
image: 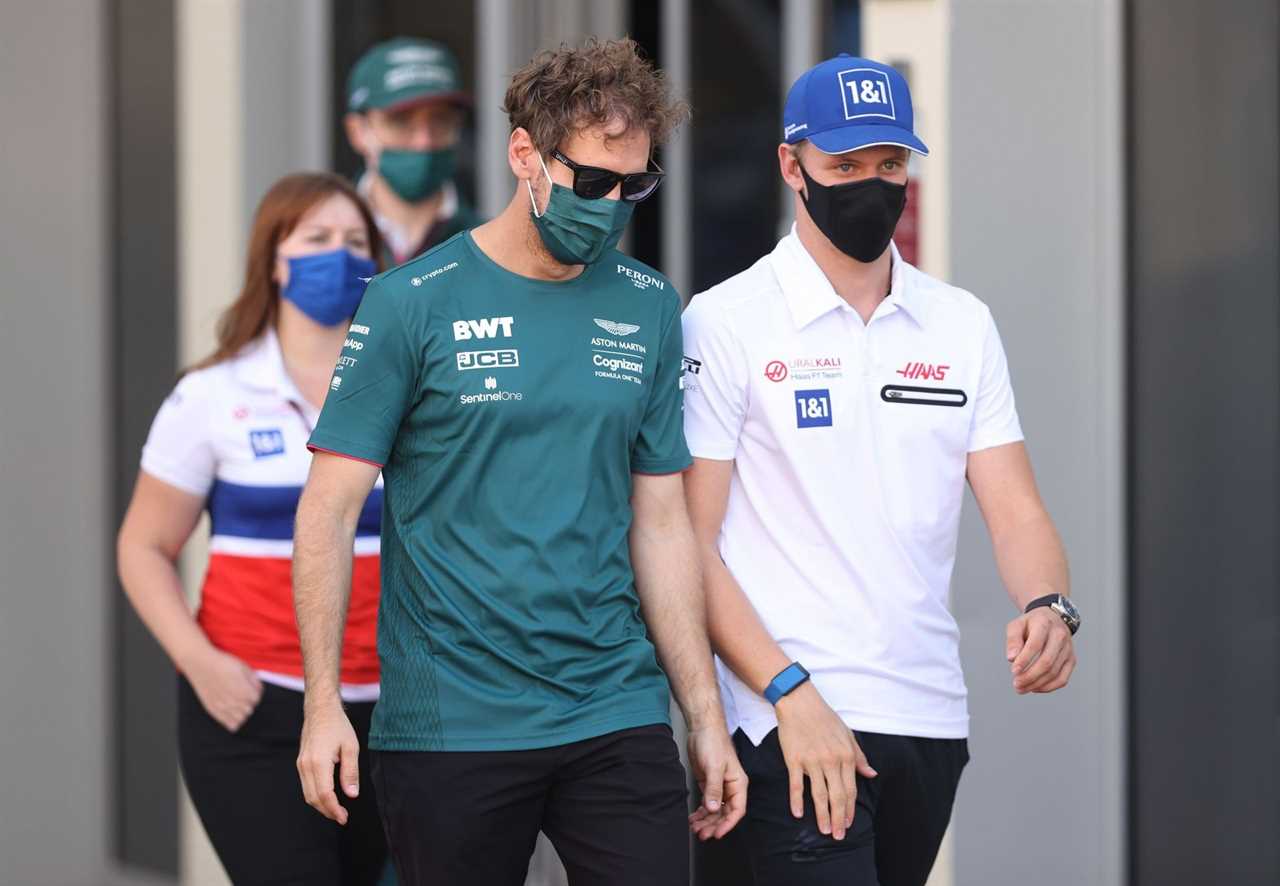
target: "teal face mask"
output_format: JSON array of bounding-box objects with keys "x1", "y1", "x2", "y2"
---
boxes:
[
  {"x1": 527, "y1": 155, "x2": 633, "y2": 266},
  {"x1": 377, "y1": 147, "x2": 455, "y2": 203}
]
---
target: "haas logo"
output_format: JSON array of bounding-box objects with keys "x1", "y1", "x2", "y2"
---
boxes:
[
  {"x1": 896, "y1": 361, "x2": 950, "y2": 381},
  {"x1": 453, "y1": 316, "x2": 514, "y2": 341}
]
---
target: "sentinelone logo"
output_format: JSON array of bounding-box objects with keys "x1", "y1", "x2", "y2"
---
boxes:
[{"x1": 459, "y1": 389, "x2": 522, "y2": 405}]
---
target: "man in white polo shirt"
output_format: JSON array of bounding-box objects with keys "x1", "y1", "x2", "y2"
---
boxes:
[{"x1": 683, "y1": 55, "x2": 1081, "y2": 886}]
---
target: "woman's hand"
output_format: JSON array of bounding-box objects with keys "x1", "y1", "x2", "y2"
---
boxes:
[{"x1": 184, "y1": 645, "x2": 263, "y2": 732}]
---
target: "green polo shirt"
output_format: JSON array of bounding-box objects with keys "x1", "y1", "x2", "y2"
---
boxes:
[{"x1": 309, "y1": 231, "x2": 691, "y2": 751}]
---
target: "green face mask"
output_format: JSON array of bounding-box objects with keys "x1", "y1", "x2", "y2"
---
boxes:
[
  {"x1": 527, "y1": 155, "x2": 633, "y2": 265},
  {"x1": 377, "y1": 147, "x2": 455, "y2": 203}
]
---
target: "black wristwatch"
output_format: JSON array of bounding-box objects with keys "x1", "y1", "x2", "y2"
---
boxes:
[{"x1": 1024, "y1": 594, "x2": 1081, "y2": 635}]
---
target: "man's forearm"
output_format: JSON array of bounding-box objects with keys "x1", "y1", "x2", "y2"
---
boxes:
[
  {"x1": 630, "y1": 517, "x2": 724, "y2": 730},
  {"x1": 990, "y1": 510, "x2": 1069, "y2": 610},
  {"x1": 293, "y1": 486, "x2": 357, "y2": 709},
  {"x1": 701, "y1": 549, "x2": 792, "y2": 697}
]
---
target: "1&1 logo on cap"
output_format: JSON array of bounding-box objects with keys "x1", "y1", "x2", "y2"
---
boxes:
[
  {"x1": 794, "y1": 389, "x2": 833, "y2": 428},
  {"x1": 838, "y1": 68, "x2": 896, "y2": 121}
]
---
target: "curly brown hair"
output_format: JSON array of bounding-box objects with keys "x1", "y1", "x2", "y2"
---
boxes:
[{"x1": 504, "y1": 37, "x2": 690, "y2": 154}]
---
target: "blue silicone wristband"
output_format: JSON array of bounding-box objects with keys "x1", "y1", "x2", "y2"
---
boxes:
[{"x1": 763, "y1": 662, "x2": 811, "y2": 705}]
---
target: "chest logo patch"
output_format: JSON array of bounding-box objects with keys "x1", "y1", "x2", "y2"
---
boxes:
[
  {"x1": 794, "y1": 389, "x2": 833, "y2": 428},
  {"x1": 453, "y1": 316, "x2": 514, "y2": 341},
  {"x1": 765, "y1": 360, "x2": 789, "y2": 382},
  {"x1": 457, "y1": 349, "x2": 520, "y2": 371},
  {"x1": 249, "y1": 428, "x2": 286, "y2": 458},
  {"x1": 616, "y1": 265, "x2": 665, "y2": 290},
  {"x1": 594, "y1": 318, "x2": 640, "y2": 337},
  {"x1": 896, "y1": 361, "x2": 951, "y2": 381}
]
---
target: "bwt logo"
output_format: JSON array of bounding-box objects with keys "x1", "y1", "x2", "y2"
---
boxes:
[
  {"x1": 457, "y1": 349, "x2": 520, "y2": 371},
  {"x1": 453, "y1": 316, "x2": 514, "y2": 340},
  {"x1": 838, "y1": 68, "x2": 895, "y2": 121}
]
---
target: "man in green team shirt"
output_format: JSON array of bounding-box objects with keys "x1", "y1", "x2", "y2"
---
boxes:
[
  {"x1": 344, "y1": 37, "x2": 481, "y2": 267},
  {"x1": 294, "y1": 37, "x2": 746, "y2": 885}
]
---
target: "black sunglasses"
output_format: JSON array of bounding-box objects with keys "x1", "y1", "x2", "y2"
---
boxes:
[{"x1": 549, "y1": 149, "x2": 665, "y2": 202}]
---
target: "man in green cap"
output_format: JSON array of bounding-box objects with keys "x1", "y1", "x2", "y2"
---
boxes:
[{"x1": 344, "y1": 37, "x2": 481, "y2": 267}]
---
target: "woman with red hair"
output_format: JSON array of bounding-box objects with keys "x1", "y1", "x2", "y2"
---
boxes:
[{"x1": 117, "y1": 172, "x2": 388, "y2": 884}]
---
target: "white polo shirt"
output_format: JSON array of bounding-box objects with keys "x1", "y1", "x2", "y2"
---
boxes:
[
  {"x1": 682, "y1": 228, "x2": 1023, "y2": 742},
  {"x1": 140, "y1": 329, "x2": 384, "y2": 700}
]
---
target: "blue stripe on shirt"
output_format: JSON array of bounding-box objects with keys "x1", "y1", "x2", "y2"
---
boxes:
[{"x1": 208, "y1": 480, "x2": 382, "y2": 540}]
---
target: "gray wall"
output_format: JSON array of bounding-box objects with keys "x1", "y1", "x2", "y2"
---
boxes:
[
  {"x1": 948, "y1": 2, "x2": 1126, "y2": 885},
  {"x1": 1129, "y1": 1, "x2": 1279, "y2": 882},
  {"x1": 241, "y1": 0, "x2": 332, "y2": 224},
  {"x1": 113, "y1": 0, "x2": 180, "y2": 874},
  {"x1": 0, "y1": 1, "x2": 113, "y2": 883}
]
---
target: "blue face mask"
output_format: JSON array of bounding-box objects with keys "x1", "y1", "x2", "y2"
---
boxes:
[{"x1": 280, "y1": 249, "x2": 377, "y2": 327}]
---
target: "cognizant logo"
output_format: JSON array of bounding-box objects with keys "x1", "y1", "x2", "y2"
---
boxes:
[{"x1": 593, "y1": 353, "x2": 643, "y2": 374}]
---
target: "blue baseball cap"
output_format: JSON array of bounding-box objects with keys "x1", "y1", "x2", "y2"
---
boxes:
[{"x1": 783, "y1": 54, "x2": 928, "y2": 156}]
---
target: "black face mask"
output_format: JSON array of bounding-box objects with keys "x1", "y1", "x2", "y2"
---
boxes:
[{"x1": 799, "y1": 166, "x2": 907, "y2": 263}]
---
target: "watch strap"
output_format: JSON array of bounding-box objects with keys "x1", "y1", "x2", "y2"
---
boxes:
[
  {"x1": 1023, "y1": 593, "x2": 1061, "y2": 614},
  {"x1": 764, "y1": 662, "x2": 811, "y2": 705},
  {"x1": 1025, "y1": 593, "x2": 1079, "y2": 635}
]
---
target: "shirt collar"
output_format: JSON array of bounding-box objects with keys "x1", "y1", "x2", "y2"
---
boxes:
[
  {"x1": 771, "y1": 226, "x2": 927, "y2": 330},
  {"x1": 231, "y1": 327, "x2": 309, "y2": 407}
]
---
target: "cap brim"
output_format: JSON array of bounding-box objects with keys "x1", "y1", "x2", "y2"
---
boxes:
[
  {"x1": 381, "y1": 89, "x2": 472, "y2": 113},
  {"x1": 809, "y1": 125, "x2": 929, "y2": 157}
]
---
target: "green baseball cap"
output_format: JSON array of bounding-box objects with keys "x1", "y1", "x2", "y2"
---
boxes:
[{"x1": 347, "y1": 37, "x2": 469, "y2": 113}]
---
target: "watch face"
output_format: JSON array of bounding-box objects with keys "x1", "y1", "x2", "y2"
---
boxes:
[{"x1": 1053, "y1": 596, "x2": 1081, "y2": 627}]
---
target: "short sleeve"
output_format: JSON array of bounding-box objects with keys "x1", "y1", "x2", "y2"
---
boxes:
[
  {"x1": 680, "y1": 298, "x2": 749, "y2": 460},
  {"x1": 630, "y1": 304, "x2": 693, "y2": 475},
  {"x1": 308, "y1": 278, "x2": 421, "y2": 466},
  {"x1": 140, "y1": 373, "x2": 216, "y2": 496},
  {"x1": 967, "y1": 308, "x2": 1025, "y2": 453}
]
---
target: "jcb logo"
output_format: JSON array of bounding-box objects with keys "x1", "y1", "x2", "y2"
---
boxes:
[
  {"x1": 453, "y1": 316, "x2": 514, "y2": 341},
  {"x1": 457, "y1": 349, "x2": 520, "y2": 371}
]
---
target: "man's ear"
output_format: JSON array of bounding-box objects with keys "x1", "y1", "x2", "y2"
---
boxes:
[
  {"x1": 778, "y1": 143, "x2": 805, "y2": 196},
  {"x1": 344, "y1": 113, "x2": 370, "y2": 158},
  {"x1": 508, "y1": 127, "x2": 539, "y2": 182}
]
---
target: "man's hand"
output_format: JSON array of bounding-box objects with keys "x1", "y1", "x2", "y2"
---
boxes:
[
  {"x1": 775, "y1": 682, "x2": 876, "y2": 841},
  {"x1": 297, "y1": 700, "x2": 360, "y2": 825},
  {"x1": 1006, "y1": 607, "x2": 1076, "y2": 694},
  {"x1": 686, "y1": 724, "x2": 749, "y2": 841}
]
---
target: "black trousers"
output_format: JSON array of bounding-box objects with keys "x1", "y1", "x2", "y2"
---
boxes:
[
  {"x1": 372, "y1": 723, "x2": 689, "y2": 886},
  {"x1": 178, "y1": 676, "x2": 388, "y2": 885},
  {"x1": 699, "y1": 728, "x2": 968, "y2": 886}
]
